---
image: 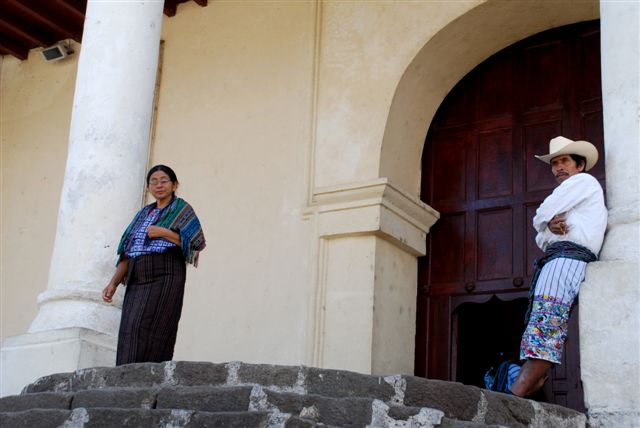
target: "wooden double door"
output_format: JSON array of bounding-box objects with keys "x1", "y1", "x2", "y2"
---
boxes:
[{"x1": 415, "y1": 20, "x2": 605, "y2": 411}]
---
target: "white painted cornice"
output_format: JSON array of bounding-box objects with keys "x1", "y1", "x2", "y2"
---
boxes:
[{"x1": 305, "y1": 178, "x2": 440, "y2": 255}]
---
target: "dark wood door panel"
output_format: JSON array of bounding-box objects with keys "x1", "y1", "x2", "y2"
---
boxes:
[
  {"x1": 520, "y1": 39, "x2": 568, "y2": 112},
  {"x1": 426, "y1": 295, "x2": 452, "y2": 380},
  {"x1": 477, "y1": 128, "x2": 514, "y2": 200},
  {"x1": 429, "y1": 213, "x2": 466, "y2": 285},
  {"x1": 476, "y1": 52, "x2": 515, "y2": 120},
  {"x1": 577, "y1": 29, "x2": 602, "y2": 101},
  {"x1": 430, "y1": 134, "x2": 469, "y2": 204},
  {"x1": 525, "y1": 203, "x2": 545, "y2": 277},
  {"x1": 476, "y1": 208, "x2": 513, "y2": 281},
  {"x1": 523, "y1": 119, "x2": 564, "y2": 193}
]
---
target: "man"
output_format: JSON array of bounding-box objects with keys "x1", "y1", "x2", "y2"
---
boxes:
[{"x1": 509, "y1": 136, "x2": 608, "y2": 397}]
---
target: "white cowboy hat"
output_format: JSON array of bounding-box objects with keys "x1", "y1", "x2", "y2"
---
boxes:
[{"x1": 535, "y1": 136, "x2": 598, "y2": 171}]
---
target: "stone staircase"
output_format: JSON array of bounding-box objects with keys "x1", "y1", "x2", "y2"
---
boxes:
[{"x1": 0, "y1": 361, "x2": 586, "y2": 427}]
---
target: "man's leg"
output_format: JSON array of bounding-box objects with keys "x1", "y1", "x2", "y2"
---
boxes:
[{"x1": 510, "y1": 358, "x2": 551, "y2": 397}]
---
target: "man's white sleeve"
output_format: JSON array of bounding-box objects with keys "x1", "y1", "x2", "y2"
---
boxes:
[{"x1": 533, "y1": 174, "x2": 599, "y2": 232}]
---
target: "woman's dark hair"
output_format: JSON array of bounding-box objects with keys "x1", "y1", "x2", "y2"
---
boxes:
[
  {"x1": 146, "y1": 164, "x2": 178, "y2": 185},
  {"x1": 569, "y1": 154, "x2": 587, "y2": 171}
]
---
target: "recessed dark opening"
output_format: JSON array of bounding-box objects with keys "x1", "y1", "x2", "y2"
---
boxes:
[{"x1": 454, "y1": 296, "x2": 527, "y2": 388}]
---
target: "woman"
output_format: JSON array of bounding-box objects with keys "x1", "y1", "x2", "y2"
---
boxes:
[{"x1": 102, "y1": 165, "x2": 205, "y2": 365}]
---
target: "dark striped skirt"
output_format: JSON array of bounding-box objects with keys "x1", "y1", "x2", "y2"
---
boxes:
[{"x1": 116, "y1": 251, "x2": 186, "y2": 366}]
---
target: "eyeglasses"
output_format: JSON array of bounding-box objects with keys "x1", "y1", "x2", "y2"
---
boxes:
[{"x1": 149, "y1": 179, "x2": 172, "y2": 186}]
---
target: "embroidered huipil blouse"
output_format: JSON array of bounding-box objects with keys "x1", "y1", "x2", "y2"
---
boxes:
[{"x1": 125, "y1": 207, "x2": 177, "y2": 259}]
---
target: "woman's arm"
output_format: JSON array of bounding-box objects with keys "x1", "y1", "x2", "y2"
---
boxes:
[
  {"x1": 102, "y1": 258, "x2": 129, "y2": 303},
  {"x1": 147, "y1": 226, "x2": 181, "y2": 247}
]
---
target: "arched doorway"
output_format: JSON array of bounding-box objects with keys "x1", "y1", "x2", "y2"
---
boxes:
[{"x1": 415, "y1": 20, "x2": 605, "y2": 411}]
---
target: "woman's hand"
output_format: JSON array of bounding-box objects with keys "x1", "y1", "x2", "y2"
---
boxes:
[
  {"x1": 103, "y1": 259, "x2": 128, "y2": 303},
  {"x1": 102, "y1": 283, "x2": 117, "y2": 303},
  {"x1": 147, "y1": 226, "x2": 181, "y2": 247},
  {"x1": 549, "y1": 214, "x2": 569, "y2": 235},
  {"x1": 147, "y1": 225, "x2": 167, "y2": 239}
]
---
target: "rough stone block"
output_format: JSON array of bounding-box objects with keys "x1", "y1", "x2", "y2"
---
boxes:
[
  {"x1": 171, "y1": 361, "x2": 228, "y2": 386},
  {"x1": 0, "y1": 392, "x2": 71, "y2": 412},
  {"x1": 23, "y1": 363, "x2": 168, "y2": 393},
  {"x1": 403, "y1": 376, "x2": 482, "y2": 421},
  {"x1": 23, "y1": 371, "x2": 75, "y2": 393},
  {"x1": 387, "y1": 404, "x2": 421, "y2": 420},
  {"x1": 0, "y1": 409, "x2": 71, "y2": 427},
  {"x1": 72, "y1": 387, "x2": 157, "y2": 409},
  {"x1": 305, "y1": 367, "x2": 395, "y2": 401},
  {"x1": 237, "y1": 363, "x2": 301, "y2": 389},
  {"x1": 265, "y1": 390, "x2": 373, "y2": 426},
  {"x1": 156, "y1": 385, "x2": 252, "y2": 412},
  {"x1": 187, "y1": 411, "x2": 271, "y2": 427},
  {"x1": 285, "y1": 415, "x2": 322, "y2": 427},
  {"x1": 438, "y1": 417, "x2": 503, "y2": 427},
  {"x1": 84, "y1": 408, "x2": 180, "y2": 427},
  {"x1": 483, "y1": 391, "x2": 534, "y2": 427},
  {"x1": 98, "y1": 363, "x2": 167, "y2": 389}
]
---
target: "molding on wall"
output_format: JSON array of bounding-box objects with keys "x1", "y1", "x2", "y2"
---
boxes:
[
  {"x1": 305, "y1": 0, "x2": 323, "y2": 206},
  {"x1": 311, "y1": 236, "x2": 329, "y2": 368},
  {"x1": 307, "y1": 177, "x2": 439, "y2": 256}
]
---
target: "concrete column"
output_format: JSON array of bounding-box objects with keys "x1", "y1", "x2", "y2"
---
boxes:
[
  {"x1": 580, "y1": 2, "x2": 640, "y2": 426},
  {"x1": 1, "y1": 0, "x2": 164, "y2": 396}
]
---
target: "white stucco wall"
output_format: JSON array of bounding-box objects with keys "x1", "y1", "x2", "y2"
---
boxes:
[
  {"x1": 151, "y1": 1, "x2": 316, "y2": 364},
  {"x1": 314, "y1": 0, "x2": 481, "y2": 190},
  {"x1": 0, "y1": 49, "x2": 78, "y2": 345}
]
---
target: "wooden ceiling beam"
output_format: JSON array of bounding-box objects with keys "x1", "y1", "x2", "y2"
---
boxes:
[
  {"x1": 0, "y1": 33, "x2": 28, "y2": 60},
  {"x1": 0, "y1": 17, "x2": 50, "y2": 46},
  {"x1": 9, "y1": 1, "x2": 78, "y2": 41},
  {"x1": 164, "y1": 0, "x2": 207, "y2": 17},
  {"x1": 56, "y1": 0, "x2": 87, "y2": 22},
  {"x1": 164, "y1": 3, "x2": 178, "y2": 17}
]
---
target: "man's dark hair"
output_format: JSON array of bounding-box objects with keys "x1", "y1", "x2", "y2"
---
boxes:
[{"x1": 569, "y1": 154, "x2": 587, "y2": 172}]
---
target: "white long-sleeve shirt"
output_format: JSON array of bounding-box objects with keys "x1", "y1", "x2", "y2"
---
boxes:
[{"x1": 533, "y1": 173, "x2": 608, "y2": 255}]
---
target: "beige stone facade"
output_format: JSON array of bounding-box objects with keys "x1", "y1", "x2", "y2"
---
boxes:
[{"x1": 1, "y1": 1, "x2": 638, "y2": 425}]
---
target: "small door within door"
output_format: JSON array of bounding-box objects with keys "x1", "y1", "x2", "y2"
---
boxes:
[
  {"x1": 415, "y1": 20, "x2": 605, "y2": 412},
  {"x1": 453, "y1": 296, "x2": 528, "y2": 388}
]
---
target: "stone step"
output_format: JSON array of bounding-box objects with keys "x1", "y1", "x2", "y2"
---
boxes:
[
  {"x1": 0, "y1": 386, "x2": 446, "y2": 427},
  {"x1": 1, "y1": 361, "x2": 587, "y2": 427},
  {"x1": 0, "y1": 405, "x2": 505, "y2": 428},
  {"x1": 0, "y1": 408, "x2": 274, "y2": 428}
]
